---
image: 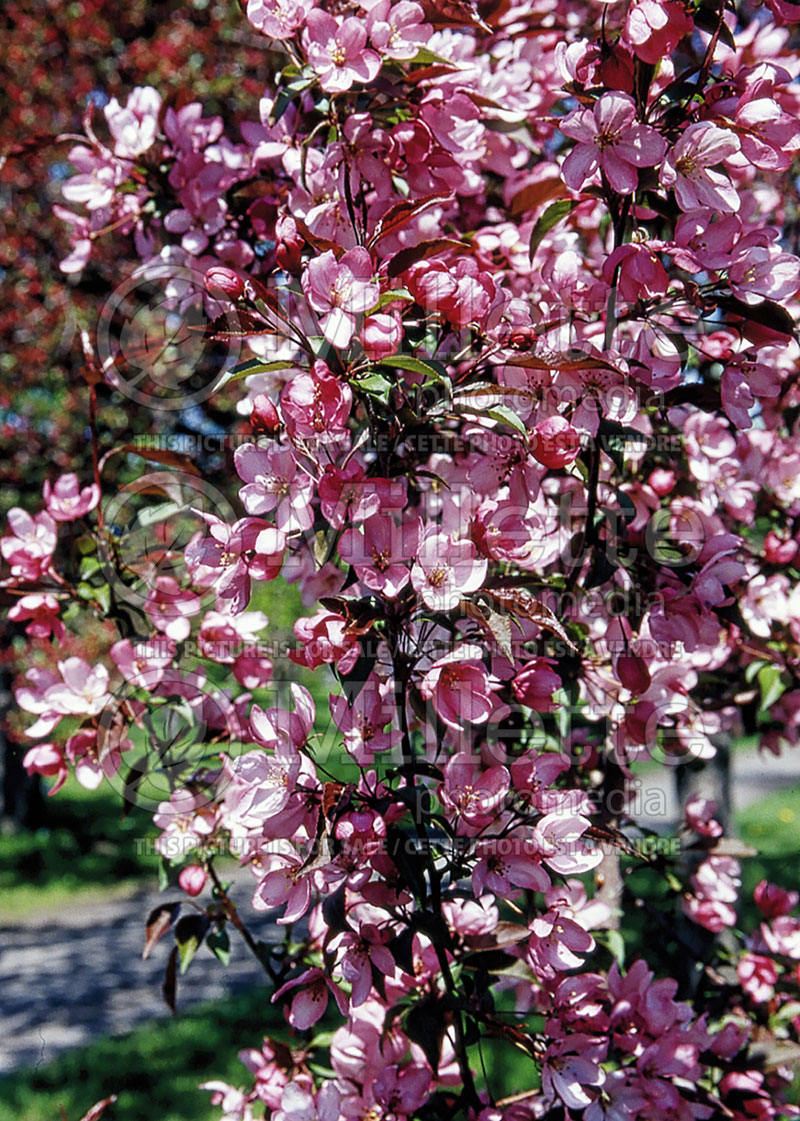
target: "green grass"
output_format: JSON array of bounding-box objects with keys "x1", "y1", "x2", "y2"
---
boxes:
[
  {"x1": 0, "y1": 989, "x2": 280, "y2": 1121},
  {"x1": 736, "y1": 781, "x2": 800, "y2": 928}
]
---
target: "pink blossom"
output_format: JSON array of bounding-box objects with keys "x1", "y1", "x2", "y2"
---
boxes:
[
  {"x1": 365, "y1": 1, "x2": 431, "y2": 60},
  {"x1": 179, "y1": 864, "x2": 208, "y2": 897},
  {"x1": 512, "y1": 658, "x2": 562, "y2": 712},
  {"x1": 66, "y1": 728, "x2": 125, "y2": 791},
  {"x1": 185, "y1": 513, "x2": 286, "y2": 615},
  {"x1": 247, "y1": 0, "x2": 314, "y2": 40},
  {"x1": 737, "y1": 953, "x2": 778, "y2": 1003},
  {"x1": 104, "y1": 86, "x2": 162, "y2": 157},
  {"x1": 110, "y1": 637, "x2": 175, "y2": 690},
  {"x1": 560, "y1": 93, "x2": 666, "y2": 195},
  {"x1": 529, "y1": 415, "x2": 581, "y2": 469},
  {"x1": 318, "y1": 462, "x2": 406, "y2": 530},
  {"x1": 42, "y1": 473, "x2": 100, "y2": 522},
  {"x1": 198, "y1": 610, "x2": 268, "y2": 663},
  {"x1": 472, "y1": 837, "x2": 550, "y2": 896},
  {"x1": 603, "y1": 242, "x2": 669, "y2": 302},
  {"x1": 1, "y1": 507, "x2": 57, "y2": 579},
  {"x1": 360, "y1": 312, "x2": 402, "y2": 360},
  {"x1": 729, "y1": 244, "x2": 800, "y2": 305},
  {"x1": 252, "y1": 844, "x2": 313, "y2": 923},
  {"x1": 754, "y1": 879, "x2": 798, "y2": 919},
  {"x1": 44, "y1": 657, "x2": 111, "y2": 717},
  {"x1": 439, "y1": 751, "x2": 509, "y2": 830},
  {"x1": 330, "y1": 677, "x2": 399, "y2": 764},
  {"x1": 339, "y1": 513, "x2": 420, "y2": 597},
  {"x1": 302, "y1": 248, "x2": 379, "y2": 348},
  {"x1": 529, "y1": 909, "x2": 596, "y2": 972},
  {"x1": 273, "y1": 1082, "x2": 342, "y2": 1121},
  {"x1": 374, "y1": 1065, "x2": 431, "y2": 1116},
  {"x1": 661, "y1": 123, "x2": 741, "y2": 212},
  {"x1": 622, "y1": 0, "x2": 693, "y2": 64},
  {"x1": 144, "y1": 576, "x2": 202, "y2": 642},
  {"x1": 420, "y1": 647, "x2": 501, "y2": 730},
  {"x1": 8, "y1": 593, "x2": 65, "y2": 641},
  {"x1": 233, "y1": 653, "x2": 274, "y2": 689},
  {"x1": 684, "y1": 794, "x2": 723, "y2": 839},
  {"x1": 273, "y1": 967, "x2": 348, "y2": 1029},
  {"x1": 22, "y1": 742, "x2": 68, "y2": 795},
  {"x1": 290, "y1": 607, "x2": 360, "y2": 674},
  {"x1": 411, "y1": 531, "x2": 487, "y2": 611},
  {"x1": 303, "y1": 11, "x2": 381, "y2": 94},
  {"x1": 62, "y1": 145, "x2": 124, "y2": 211},
  {"x1": 542, "y1": 1036, "x2": 605, "y2": 1111},
  {"x1": 281, "y1": 363, "x2": 352, "y2": 445},
  {"x1": 234, "y1": 443, "x2": 314, "y2": 531},
  {"x1": 532, "y1": 813, "x2": 602, "y2": 876}
]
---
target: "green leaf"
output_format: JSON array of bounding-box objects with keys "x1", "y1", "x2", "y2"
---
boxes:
[
  {"x1": 409, "y1": 47, "x2": 458, "y2": 67},
  {"x1": 529, "y1": 198, "x2": 580, "y2": 260},
  {"x1": 366, "y1": 289, "x2": 414, "y2": 314},
  {"x1": 270, "y1": 77, "x2": 314, "y2": 125},
  {"x1": 226, "y1": 358, "x2": 297, "y2": 383},
  {"x1": 757, "y1": 663, "x2": 787, "y2": 711},
  {"x1": 174, "y1": 913, "x2": 211, "y2": 975},
  {"x1": 352, "y1": 372, "x2": 393, "y2": 401},
  {"x1": 206, "y1": 927, "x2": 231, "y2": 966},
  {"x1": 378, "y1": 354, "x2": 448, "y2": 380}
]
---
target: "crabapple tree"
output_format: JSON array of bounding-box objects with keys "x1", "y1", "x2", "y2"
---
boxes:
[{"x1": 6, "y1": 0, "x2": 800, "y2": 1118}]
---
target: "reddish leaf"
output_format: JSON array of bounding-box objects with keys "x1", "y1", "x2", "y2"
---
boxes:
[
  {"x1": 99, "y1": 444, "x2": 201, "y2": 477},
  {"x1": 201, "y1": 311, "x2": 278, "y2": 339},
  {"x1": 293, "y1": 217, "x2": 343, "y2": 257},
  {"x1": 369, "y1": 194, "x2": 453, "y2": 249},
  {"x1": 387, "y1": 237, "x2": 471, "y2": 278},
  {"x1": 162, "y1": 945, "x2": 179, "y2": 1013},
  {"x1": 143, "y1": 902, "x2": 182, "y2": 960},
  {"x1": 78, "y1": 1097, "x2": 118, "y2": 1121},
  {"x1": 508, "y1": 177, "x2": 565, "y2": 219},
  {"x1": 484, "y1": 587, "x2": 578, "y2": 652}
]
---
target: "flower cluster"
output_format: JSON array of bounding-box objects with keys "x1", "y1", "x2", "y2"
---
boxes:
[{"x1": 6, "y1": 0, "x2": 800, "y2": 1117}]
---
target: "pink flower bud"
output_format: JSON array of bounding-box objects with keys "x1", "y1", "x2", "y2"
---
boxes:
[
  {"x1": 360, "y1": 312, "x2": 402, "y2": 360},
  {"x1": 276, "y1": 214, "x2": 304, "y2": 276},
  {"x1": 178, "y1": 865, "x2": 207, "y2": 897},
  {"x1": 251, "y1": 393, "x2": 282, "y2": 435},
  {"x1": 764, "y1": 530, "x2": 798, "y2": 565},
  {"x1": 648, "y1": 467, "x2": 676, "y2": 496},
  {"x1": 529, "y1": 415, "x2": 581, "y2": 469},
  {"x1": 205, "y1": 266, "x2": 246, "y2": 301},
  {"x1": 512, "y1": 658, "x2": 561, "y2": 711}
]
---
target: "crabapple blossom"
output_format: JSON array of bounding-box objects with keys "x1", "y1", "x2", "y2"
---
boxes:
[
  {"x1": 302, "y1": 248, "x2": 379, "y2": 348},
  {"x1": 560, "y1": 93, "x2": 666, "y2": 195},
  {"x1": 420, "y1": 646, "x2": 501, "y2": 730},
  {"x1": 411, "y1": 531, "x2": 487, "y2": 611},
  {"x1": 42, "y1": 473, "x2": 100, "y2": 521},
  {"x1": 303, "y1": 11, "x2": 381, "y2": 94},
  {"x1": 661, "y1": 123, "x2": 741, "y2": 212}
]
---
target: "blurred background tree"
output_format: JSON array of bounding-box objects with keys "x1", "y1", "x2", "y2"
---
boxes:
[{"x1": 0, "y1": 0, "x2": 267, "y2": 826}]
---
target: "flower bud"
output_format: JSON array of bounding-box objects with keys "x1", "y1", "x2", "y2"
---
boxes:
[
  {"x1": 178, "y1": 865, "x2": 207, "y2": 897},
  {"x1": 251, "y1": 393, "x2": 282, "y2": 435},
  {"x1": 529, "y1": 415, "x2": 581, "y2": 469},
  {"x1": 648, "y1": 467, "x2": 676, "y2": 496},
  {"x1": 205, "y1": 266, "x2": 246, "y2": 301},
  {"x1": 764, "y1": 529, "x2": 798, "y2": 565},
  {"x1": 276, "y1": 214, "x2": 304, "y2": 276}
]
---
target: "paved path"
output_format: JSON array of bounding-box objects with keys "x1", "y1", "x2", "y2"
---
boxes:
[
  {"x1": 0, "y1": 867, "x2": 279, "y2": 1077},
  {"x1": 0, "y1": 748, "x2": 798, "y2": 1077}
]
